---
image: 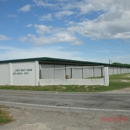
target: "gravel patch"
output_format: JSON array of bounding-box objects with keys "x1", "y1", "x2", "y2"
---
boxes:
[{"x1": 12, "y1": 123, "x2": 50, "y2": 130}]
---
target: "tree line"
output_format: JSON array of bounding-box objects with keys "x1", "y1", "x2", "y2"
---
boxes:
[{"x1": 112, "y1": 62, "x2": 130, "y2": 67}]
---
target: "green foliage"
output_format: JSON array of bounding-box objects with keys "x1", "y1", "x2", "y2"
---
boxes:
[{"x1": 113, "y1": 62, "x2": 130, "y2": 67}]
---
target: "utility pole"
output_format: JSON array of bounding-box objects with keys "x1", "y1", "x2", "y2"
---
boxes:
[{"x1": 109, "y1": 59, "x2": 112, "y2": 64}]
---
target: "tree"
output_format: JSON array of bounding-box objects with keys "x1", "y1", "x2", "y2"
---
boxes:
[{"x1": 112, "y1": 62, "x2": 130, "y2": 67}]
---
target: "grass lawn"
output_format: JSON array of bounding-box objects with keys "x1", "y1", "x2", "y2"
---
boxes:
[
  {"x1": 0, "y1": 73, "x2": 130, "y2": 92},
  {"x1": 0, "y1": 105, "x2": 13, "y2": 126}
]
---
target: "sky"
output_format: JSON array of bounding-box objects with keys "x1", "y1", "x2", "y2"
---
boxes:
[{"x1": 0, "y1": 0, "x2": 130, "y2": 64}]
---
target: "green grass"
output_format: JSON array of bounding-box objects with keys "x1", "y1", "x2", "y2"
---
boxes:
[
  {"x1": 110, "y1": 73, "x2": 130, "y2": 81},
  {"x1": 0, "y1": 85, "x2": 87, "y2": 92},
  {"x1": 0, "y1": 105, "x2": 13, "y2": 125},
  {"x1": 0, "y1": 73, "x2": 130, "y2": 92},
  {"x1": 87, "y1": 82, "x2": 130, "y2": 92}
]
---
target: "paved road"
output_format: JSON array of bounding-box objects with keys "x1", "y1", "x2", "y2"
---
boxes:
[
  {"x1": 0, "y1": 90, "x2": 130, "y2": 130},
  {"x1": 0, "y1": 90, "x2": 130, "y2": 112}
]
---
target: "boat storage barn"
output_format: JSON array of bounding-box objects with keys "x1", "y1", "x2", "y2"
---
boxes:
[{"x1": 0, "y1": 57, "x2": 130, "y2": 86}]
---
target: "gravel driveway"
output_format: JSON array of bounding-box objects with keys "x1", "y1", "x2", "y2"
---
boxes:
[
  {"x1": 0, "y1": 88, "x2": 130, "y2": 130},
  {"x1": 104, "y1": 87, "x2": 130, "y2": 93},
  {"x1": 0, "y1": 106, "x2": 129, "y2": 130}
]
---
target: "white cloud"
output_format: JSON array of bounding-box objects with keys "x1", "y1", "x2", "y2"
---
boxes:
[
  {"x1": 72, "y1": 0, "x2": 110, "y2": 14},
  {"x1": 39, "y1": 14, "x2": 52, "y2": 21},
  {"x1": 18, "y1": 36, "x2": 28, "y2": 42},
  {"x1": 26, "y1": 24, "x2": 32, "y2": 27},
  {"x1": 7, "y1": 15, "x2": 16, "y2": 18},
  {"x1": 0, "y1": 45, "x2": 83, "y2": 61},
  {"x1": 19, "y1": 24, "x2": 83, "y2": 45},
  {"x1": 66, "y1": 21, "x2": 75, "y2": 26},
  {"x1": 33, "y1": 0, "x2": 54, "y2": 7},
  {"x1": 60, "y1": 0, "x2": 111, "y2": 14},
  {"x1": 34, "y1": 24, "x2": 52, "y2": 35},
  {"x1": 19, "y1": 32, "x2": 83, "y2": 45},
  {"x1": 66, "y1": 0, "x2": 130, "y2": 40},
  {"x1": 48, "y1": 0, "x2": 130, "y2": 40},
  {"x1": 18, "y1": 1, "x2": 130, "y2": 42},
  {"x1": 19, "y1": 4, "x2": 31, "y2": 12},
  {"x1": 55, "y1": 11, "x2": 75, "y2": 18},
  {"x1": 0, "y1": 34, "x2": 11, "y2": 41}
]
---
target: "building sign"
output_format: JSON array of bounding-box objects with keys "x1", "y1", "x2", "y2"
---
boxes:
[{"x1": 13, "y1": 69, "x2": 32, "y2": 75}]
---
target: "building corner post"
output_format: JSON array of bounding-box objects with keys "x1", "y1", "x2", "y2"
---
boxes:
[
  {"x1": 9, "y1": 63, "x2": 12, "y2": 85},
  {"x1": 104, "y1": 67, "x2": 109, "y2": 86},
  {"x1": 35, "y1": 61, "x2": 39, "y2": 86}
]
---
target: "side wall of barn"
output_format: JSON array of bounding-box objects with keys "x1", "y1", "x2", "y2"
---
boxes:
[{"x1": 0, "y1": 61, "x2": 39, "y2": 86}]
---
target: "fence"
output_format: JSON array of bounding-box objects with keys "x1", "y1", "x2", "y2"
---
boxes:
[
  {"x1": 39, "y1": 64, "x2": 109, "y2": 86},
  {"x1": 108, "y1": 67, "x2": 130, "y2": 75},
  {"x1": 39, "y1": 65, "x2": 104, "y2": 79}
]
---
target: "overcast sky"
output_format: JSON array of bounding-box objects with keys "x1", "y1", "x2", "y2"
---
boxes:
[{"x1": 0, "y1": 0, "x2": 130, "y2": 63}]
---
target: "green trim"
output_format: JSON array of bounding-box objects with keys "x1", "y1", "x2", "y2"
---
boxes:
[
  {"x1": 0, "y1": 57, "x2": 103, "y2": 64},
  {"x1": 0, "y1": 57, "x2": 130, "y2": 68}
]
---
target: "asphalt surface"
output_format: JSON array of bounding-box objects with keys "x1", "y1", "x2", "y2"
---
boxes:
[
  {"x1": 0, "y1": 90, "x2": 130, "y2": 112},
  {"x1": 0, "y1": 90, "x2": 130, "y2": 130}
]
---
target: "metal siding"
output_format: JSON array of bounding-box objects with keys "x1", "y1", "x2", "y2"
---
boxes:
[
  {"x1": 66, "y1": 65, "x2": 75, "y2": 78},
  {"x1": 108, "y1": 67, "x2": 130, "y2": 75},
  {"x1": 121, "y1": 68, "x2": 123, "y2": 74},
  {"x1": 72, "y1": 66, "x2": 82, "y2": 79},
  {"x1": 112, "y1": 67, "x2": 114, "y2": 75},
  {"x1": 82, "y1": 67, "x2": 88, "y2": 78},
  {"x1": 83, "y1": 67, "x2": 93, "y2": 78},
  {"x1": 40, "y1": 64, "x2": 55, "y2": 79},
  {"x1": 108, "y1": 67, "x2": 113, "y2": 75},
  {"x1": 54, "y1": 65, "x2": 65, "y2": 79},
  {"x1": 0, "y1": 64, "x2": 9, "y2": 85},
  {"x1": 117, "y1": 68, "x2": 119, "y2": 74},
  {"x1": 108, "y1": 67, "x2": 111, "y2": 75},
  {"x1": 118, "y1": 67, "x2": 120, "y2": 74},
  {"x1": 94, "y1": 67, "x2": 101, "y2": 77},
  {"x1": 40, "y1": 64, "x2": 130, "y2": 80},
  {"x1": 114, "y1": 67, "x2": 117, "y2": 74}
]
